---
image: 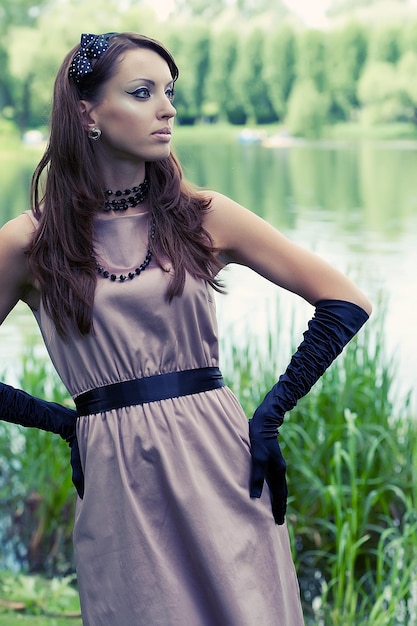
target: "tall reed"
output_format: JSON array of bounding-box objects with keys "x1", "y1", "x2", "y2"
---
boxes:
[{"x1": 0, "y1": 346, "x2": 75, "y2": 575}]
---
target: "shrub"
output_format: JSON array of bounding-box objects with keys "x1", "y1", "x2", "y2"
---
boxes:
[{"x1": 286, "y1": 80, "x2": 329, "y2": 138}]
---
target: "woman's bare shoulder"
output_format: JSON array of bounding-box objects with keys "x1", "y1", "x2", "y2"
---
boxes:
[
  {"x1": 0, "y1": 214, "x2": 38, "y2": 321},
  {"x1": 0, "y1": 213, "x2": 36, "y2": 253},
  {"x1": 201, "y1": 189, "x2": 268, "y2": 250}
]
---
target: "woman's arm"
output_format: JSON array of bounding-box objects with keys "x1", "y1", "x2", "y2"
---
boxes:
[
  {"x1": 204, "y1": 192, "x2": 372, "y2": 524},
  {"x1": 0, "y1": 214, "x2": 84, "y2": 498},
  {"x1": 0, "y1": 213, "x2": 39, "y2": 324},
  {"x1": 204, "y1": 191, "x2": 372, "y2": 314}
]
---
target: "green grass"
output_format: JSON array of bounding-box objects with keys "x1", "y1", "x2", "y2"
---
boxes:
[
  {"x1": 0, "y1": 617, "x2": 81, "y2": 625},
  {"x1": 0, "y1": 572, "x2": 81, "y2": 625},
  {"x1": 173, "y1": 121, "x2": 244, "y2": 144},
  {"x1": 153, "y1": 120, "x2": 417, "y2": 144}
]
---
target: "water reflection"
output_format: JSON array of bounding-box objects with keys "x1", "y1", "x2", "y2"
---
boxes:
[
  {"x1": 1, "y1": 140, "x2": 416, "y2": 402},
  {"x1": 176, "y1": 139, "x2": 417, "y2": 401}
]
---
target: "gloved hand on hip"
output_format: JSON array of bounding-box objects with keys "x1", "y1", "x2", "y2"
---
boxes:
[
  {"x1": 249, "y1": 299, "x2": 369, "y2": 524},
  {"x1": 0, "y1": 381, "x2": 84, "y2": 498}
]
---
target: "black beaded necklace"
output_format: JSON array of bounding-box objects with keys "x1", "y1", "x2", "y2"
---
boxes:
[
  {"x1": 96, "y1": 217, "x2": 156, "y2": 283},
  {"x1": 103, "y1": 178, "x2": 149, "y2": 212}
]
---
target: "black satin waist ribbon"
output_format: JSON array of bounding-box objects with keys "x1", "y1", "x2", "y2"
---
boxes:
[{"x1": 74, "y1": 367, "x2": 225, "y2": 416}]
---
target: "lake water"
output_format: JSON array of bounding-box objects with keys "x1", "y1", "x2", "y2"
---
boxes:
[{"x1": 1, "y1": 138, "x2": 416, "y2": 405}]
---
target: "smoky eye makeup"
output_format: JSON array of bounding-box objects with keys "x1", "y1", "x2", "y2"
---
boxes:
[
  {"x1": 126, "y1": 86, "x2": 151, "y2": 98},
  {"x1": 126, "y1": 80, "x2": 175, "y2": 103}
]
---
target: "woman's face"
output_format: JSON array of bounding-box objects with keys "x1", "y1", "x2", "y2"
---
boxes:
[{"x1": 83, "y1": 46, "x2": 176, "y2": 165}]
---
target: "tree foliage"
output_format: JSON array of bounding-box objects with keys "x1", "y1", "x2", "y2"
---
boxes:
[
  {"x1": 171, "y1": 25, "x2": 211, "y2": 123},
  {"x1": 397, "y1": 52, "x2": 417, "y2": 120},
  {"x1": 369, "y1": 23, "x2": 403, "y2": 63},
  {"x1": 1, "y1": 0, "x2": 417, "y2": 136},
  {"x1": 286, "y1": 80, "x2": 329, "y2": 138},
  {"x1": 401, "y1": 19, "x2": 417, "y2": 56},
  {"x1": 231, "y1": 29, "x2": 277, "y2": 125},
  {"x1": 359, "y1": 53, "x2": 417, "y2": 124},
  {"x1": 204, "y1": 29, "x2": 239, "y2": 122},
  {"x1": 263, "y1": 26, "x2": 296, "y2": 120},
  {"x1": 357, "y1": 61, "x2": 404, "y2": 123},
  {"x1": 0, "y1": 0, "x2": 46, "y2": 31},
  {"x1": 326, "y1": 22, "x2": 368, "y2": 120},
  {"x1": 295, "y1": 29, "x2": 327, "y2": 93}
]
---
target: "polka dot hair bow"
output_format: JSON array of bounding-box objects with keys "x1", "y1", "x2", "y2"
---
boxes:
[{"x1": 69, "y1": 33, "x2": 117, "y2": 83}]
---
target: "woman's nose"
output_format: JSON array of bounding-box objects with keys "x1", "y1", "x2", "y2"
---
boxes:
[{"x1": 158, "y1": 94, "x2": 176, "y2": 119}]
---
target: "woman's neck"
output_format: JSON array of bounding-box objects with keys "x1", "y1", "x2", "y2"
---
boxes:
[{"x1": 100, "y1": 160, "x2": 147, "y2": 195}]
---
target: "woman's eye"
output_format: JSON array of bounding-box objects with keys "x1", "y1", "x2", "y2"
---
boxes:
[
  {"x1": 129, "y1": 87, "x2": 151, "y2": 99},
  {"x1": 127, "y1": 86, "x2": 175, "y2": 102},
  {"x1": 166, "y1": 88, "x2": 175, "y2": 103}
]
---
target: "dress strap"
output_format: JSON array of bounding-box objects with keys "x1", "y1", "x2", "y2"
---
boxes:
[{"x1": 74, "y1": 367, "x2": 225, "y2": 416}]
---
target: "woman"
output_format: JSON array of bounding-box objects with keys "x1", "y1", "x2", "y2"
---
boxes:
[{"x1": 0, "y1": 32, "x2": 371, "y2": 625}]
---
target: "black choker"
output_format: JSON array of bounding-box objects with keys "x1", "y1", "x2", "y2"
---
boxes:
[
  {"x1": 103, "y1": 179, "x2": 149, "y2": 211},
  {"x1": 96, "y1": 217, "x2": 156, "y2": 282}
]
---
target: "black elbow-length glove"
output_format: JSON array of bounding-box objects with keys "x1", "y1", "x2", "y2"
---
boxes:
[
  {"x1": 249, "y1": 299, "x2": 369, "y2": 525},
  {"x1": 0, "y1": 381, "x2": 84, "y2": 498}
]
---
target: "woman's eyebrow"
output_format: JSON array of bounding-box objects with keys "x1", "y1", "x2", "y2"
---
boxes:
[{"x1": 127, "y1": 78, "x2": 174, "y2": 87}]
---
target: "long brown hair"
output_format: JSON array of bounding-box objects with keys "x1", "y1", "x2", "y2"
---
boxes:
[{"x1": 28, "y1": 32, "x2": 224, "y2": 337}]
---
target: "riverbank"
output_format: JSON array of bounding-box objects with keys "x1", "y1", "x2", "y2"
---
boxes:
[
  {"x1": 174, "y1": 120, "x2": 417, "y2": 143},
  {"x1": 2, "y1": 120, "x2": 417, "y2": 153}
]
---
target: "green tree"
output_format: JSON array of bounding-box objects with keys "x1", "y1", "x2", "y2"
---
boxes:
[
  {"x1": 3, "y1": 0, "x2": 158, "y2": 131},
  {"x1": 326, "y1": 22, "x2": 368, "y2": 121},
  {"x1": 263, "y1": 25, "x2": 296, "y2": 120},
  {"x1": 286, "y1": 80, "x2": 329, "y2": 138},
  {"x1": 0, "y1": 46, "x2": 13, "y2": 111},
  {"x1": 295, "y1": 29, "x2": 327, "y2": 93},
  {"x1": 397, "y1": 52, "x2": 417, "y2": 123},
  {"x1": 231, "y1": 28, "x2": 277, "y2": 124},
  {"x1": 7, "y1": 27, "x2": 44, "y2": 130},
  {"x1": 369, "y1": 24, "x2": 403, "y2": 63},
  {"x1": 0, "y1": 0, "x2": 47, "y2": 31},
  {"x1": 0, "y1": 0, "x2": 48, "y2": 127},
  {"x1": 357, "y1": 61, "x2": 404, "y2": 123},
  {"x1": 204, "y1": 29, "x2": 239, "y2": 122},
  {"x1": 168, "y1": 24, "x2": 211, "y2": 124},
  {"x1": 401, "y1": 19, "x2": 417, "y2": 56}
]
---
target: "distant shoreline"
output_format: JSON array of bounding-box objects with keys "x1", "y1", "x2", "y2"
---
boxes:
[{"x1": 1, "y1": 121, "x2": 417, "y2": 153}]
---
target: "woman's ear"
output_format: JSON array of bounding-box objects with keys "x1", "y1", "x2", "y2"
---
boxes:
[{"x1": 79, "y1": 100, "x2": 97, "y2": 131}]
